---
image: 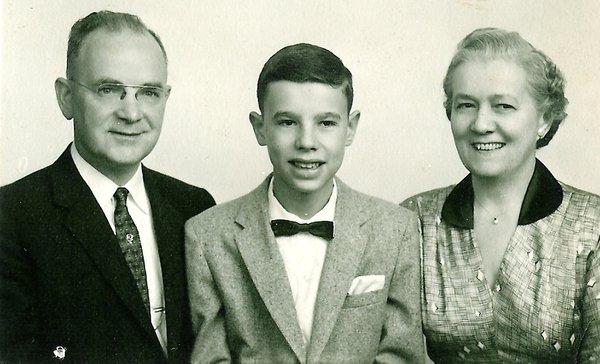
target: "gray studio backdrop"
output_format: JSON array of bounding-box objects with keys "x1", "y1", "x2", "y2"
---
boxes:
[{"x1": 2, "y1": 0, "x2": 599, "y2": 203}]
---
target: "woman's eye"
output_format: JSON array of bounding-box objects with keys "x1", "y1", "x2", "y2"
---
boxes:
[{"x1": 496, "y1": 103, "x2": 516, "y2": 110}]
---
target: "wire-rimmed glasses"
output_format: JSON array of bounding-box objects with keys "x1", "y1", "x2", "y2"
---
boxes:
[{"x1": 69, "y1": 79, "x2": 169, "y2": 107}]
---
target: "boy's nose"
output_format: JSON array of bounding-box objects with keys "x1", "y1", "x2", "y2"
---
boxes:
[{"x1": 295, "y1": 126, "x2": 318, "y2": 150}]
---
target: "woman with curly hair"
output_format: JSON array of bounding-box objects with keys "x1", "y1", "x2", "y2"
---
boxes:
[{"x1": 403, "y1": 28, "x2": 600, "y2": 362}]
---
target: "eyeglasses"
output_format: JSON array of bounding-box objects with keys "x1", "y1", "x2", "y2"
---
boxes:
[{"x1": 70, "y1": 79, "x2": 169, "y2": 107}]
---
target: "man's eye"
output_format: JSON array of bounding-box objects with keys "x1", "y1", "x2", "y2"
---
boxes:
[
  {"x1": 97, "y1": 85, "x2": 120, "y2": 95},
  {"x1": 139, "y1": 87, "x2": 160, "y2": 98}
]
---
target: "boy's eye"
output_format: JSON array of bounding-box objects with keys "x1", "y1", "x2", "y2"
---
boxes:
[
  {"x1": 455, "y1": 102, "x2": 475, "y2": 109},
  {"x1": 320, "y1": 120, "x2": 338, "y2": 127},
  {"x1": 277, "y1": 119, "x2": 295, "y2": 126}
]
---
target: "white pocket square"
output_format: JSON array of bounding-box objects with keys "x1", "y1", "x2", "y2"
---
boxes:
[{"x1": 348, "y1": 275, "x2": 385, "y2": 295}]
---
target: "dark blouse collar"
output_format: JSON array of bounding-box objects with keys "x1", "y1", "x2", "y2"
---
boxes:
[{"x1": 441, "y1": 159, "x2": 563, "y2": 229}]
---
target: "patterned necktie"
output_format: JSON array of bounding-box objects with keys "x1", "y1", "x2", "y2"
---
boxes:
[
  {"x1": 114, "y1": 187, "x2": 150, "y2": 315},
  {"x1": 270, "y1": 219, "x2": 334, "y2": 240}
]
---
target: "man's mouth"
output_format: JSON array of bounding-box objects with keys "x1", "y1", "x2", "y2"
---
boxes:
[
  {"x1": 110, "y1": 131, "x2": 144, "y2": 137},
  {"x1": 472, "y1": 142, "x2": 505, "y2": 151}
]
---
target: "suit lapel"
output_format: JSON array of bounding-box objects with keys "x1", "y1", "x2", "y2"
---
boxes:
[
  {"x1": 143, "y1": 168, "x2": 187, "y2": 353},
  {"x1": 307, "y1": 180, "x2": 370, "y2": 361},
  {"x1": 50, "y1": 149, "x2": 159, "y2": 347},
  {"x1": 234, "y1": 178, "x2": 307, "y2": 362}
]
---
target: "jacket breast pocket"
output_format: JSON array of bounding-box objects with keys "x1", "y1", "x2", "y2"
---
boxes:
[{"x1": 341, "y1": 288, "x2": 386, "y2": 309}]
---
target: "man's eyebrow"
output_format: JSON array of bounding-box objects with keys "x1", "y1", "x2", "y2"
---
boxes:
[{"x1": 95, "y1": 78, "x2": 164, "y2": 88}]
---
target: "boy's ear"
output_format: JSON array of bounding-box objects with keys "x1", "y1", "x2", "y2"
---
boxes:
[
  {"x1": 55, "y1": 77, "x2": 74, "y2": 120},
  {"x1": 345, "y1": 110, "x2": 361, "y2": 146},
  {"x1": 249, "y1": 111, "x2": 267, "y2": 146}
]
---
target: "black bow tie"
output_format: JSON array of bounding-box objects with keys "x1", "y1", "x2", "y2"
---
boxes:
[{"x1": 270, "y1": 219, "x2": 334, "y2": 240}]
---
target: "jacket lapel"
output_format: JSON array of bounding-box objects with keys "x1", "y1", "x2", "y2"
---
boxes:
[
  {"x1": 143, "y1": 168, "x2": 187, "y2": 354},
  {"x1": 50, "y1": 149, "x2": 160, "y2": 347},
  {"x1": 234, "y1": 178, "x2": 307, "y2": 362},
  {"x1": 307, "y1": 180, "x2": 370, "y2": 361}
]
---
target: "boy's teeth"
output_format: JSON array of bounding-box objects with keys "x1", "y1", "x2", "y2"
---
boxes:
[
  {"x1": 474, "y1": 143, "x2": 504, "y2": 151},
  {"x1": 293, "y1": 161, "x2": 320, "y2": 169}
]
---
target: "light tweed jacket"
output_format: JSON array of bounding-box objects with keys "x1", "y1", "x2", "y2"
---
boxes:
[{"x1": 185, "y1": 177, "x2": 424, "y2": 363}]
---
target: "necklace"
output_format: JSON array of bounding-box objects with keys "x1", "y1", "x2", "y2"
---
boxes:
[{"x1": 474, "y1": 197, "x2": 503, "y2": 225}]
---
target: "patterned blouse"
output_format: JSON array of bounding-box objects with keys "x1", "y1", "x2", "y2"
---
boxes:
[{"x1": 402, "y1": 160, "x2": 600, "y2": 362}]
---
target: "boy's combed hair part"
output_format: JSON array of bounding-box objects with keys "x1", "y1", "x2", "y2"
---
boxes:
[
  {"x1": 443, "y1": 27, "x2": 568, "y2": 149},
  {"x1": 66, "y1": 10, "x2": 167, "y2": 80},
  {"x1": 256, "y1": 43, "x2": 354, "y2": 113}
]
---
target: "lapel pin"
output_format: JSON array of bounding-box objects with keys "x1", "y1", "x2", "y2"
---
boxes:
[
  {"x1": 53, "y1": 346, "x2": 66, "y2": 360},
  {"x1": 126, "y1": 233, "x2": 134, "y2": 243}
]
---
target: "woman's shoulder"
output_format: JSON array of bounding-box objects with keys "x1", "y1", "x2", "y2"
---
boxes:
[
  {"x1": 400, "y1": 185, "x2": 455, "y2": 217},
  {"x1": 559, "y1": 181, "x2": 600, "y2": 202},
  {"x1": 559, "y1": 181, "x2": 600, "y2": 211},
  {"x1": 558, "y1": 181, "x2": 600, "y2": 224}
]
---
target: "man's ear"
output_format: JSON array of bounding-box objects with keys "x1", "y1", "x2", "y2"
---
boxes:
[
  {"x1": 55, "y1": 77, "x2": 74, "y2": 120},
  {"x1": 249, "y1": 111, "x2": 267, "y2": 146},
  {"x1": 345, "y1": 110, "x2": 361, "y2": 146}
]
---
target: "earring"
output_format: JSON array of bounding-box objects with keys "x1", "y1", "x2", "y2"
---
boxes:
[{"x1": 538, "y1": 125, "x2": 550, "y2": 140}]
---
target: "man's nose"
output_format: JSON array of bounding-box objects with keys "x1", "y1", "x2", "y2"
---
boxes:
[{"x1": 116, "y1": 88, "x2": 143, "y2": 123}]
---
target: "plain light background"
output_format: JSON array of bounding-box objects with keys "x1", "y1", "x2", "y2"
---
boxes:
[{"x1": 1, "y1": 0, "x2": 599, "y2": 204}]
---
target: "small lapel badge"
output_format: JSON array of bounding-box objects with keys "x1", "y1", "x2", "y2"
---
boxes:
[
  {"x1": 53, "y1": 346, "x2": 66, "y2": 360},
  {"x1": 126, "y1": 233, "x2": 134, "y2": 244}
]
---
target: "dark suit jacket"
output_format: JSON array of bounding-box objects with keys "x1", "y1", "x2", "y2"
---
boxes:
[
  {"x1": 185, "y1": 177, "x2": 424, "y2": 363},
  {"x1": 0, "y1": 147, "x2": 215, "y2": 363}
]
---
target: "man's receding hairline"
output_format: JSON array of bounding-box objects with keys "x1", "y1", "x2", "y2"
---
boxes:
[{"x1": 71, "y1": 27, "x2": 168, "y2": 79}]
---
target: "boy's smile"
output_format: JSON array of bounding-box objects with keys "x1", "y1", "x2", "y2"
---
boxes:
[{"x1": 250, "y1": 80, "x2": 359, "y2": 215}]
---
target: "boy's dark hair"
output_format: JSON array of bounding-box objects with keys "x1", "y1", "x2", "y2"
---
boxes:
[
  {"x1": 67, "y1": 10, "x2": 167, "y2": 80},
  {"x1": 256, "y1": 43, "x2": 353, "y2": 113}
]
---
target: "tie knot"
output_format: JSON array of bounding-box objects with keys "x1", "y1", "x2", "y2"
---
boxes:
[{"x1": 114, "y1": 187, "x2": 129, "y2": 206}]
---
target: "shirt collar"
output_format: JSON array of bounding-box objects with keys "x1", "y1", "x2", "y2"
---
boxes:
[
  {"x1": 268, "y1": 176, "x2": 337, "y2": 223},
  {"x1": 70, "y1": 144, "x2": 150, "y2": 214},
  {"x1": 441, "y1": 159, "x2": 563, "y2": 229}
]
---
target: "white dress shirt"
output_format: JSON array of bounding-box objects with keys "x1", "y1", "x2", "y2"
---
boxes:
[
  {"x1": 70, "y1": 144, "x2": 167, "y2": 352},
  {"x1": 267, "y1": 177, "x2": 337, "y2": 345}
]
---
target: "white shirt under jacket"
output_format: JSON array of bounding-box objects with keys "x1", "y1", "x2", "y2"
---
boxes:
[
  {"x1": 70, "y1": 144, "x2": 167, "y2": 352},
  {"x1": 267, "y1": 177, "x2": 337, "y2": 345}
]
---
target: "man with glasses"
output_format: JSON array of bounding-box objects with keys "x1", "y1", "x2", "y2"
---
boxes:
[{"x1": 0, "y1": 11, "x2": 215, "y2": 363}]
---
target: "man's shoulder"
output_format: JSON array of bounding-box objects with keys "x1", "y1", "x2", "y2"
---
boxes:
[
  {"x1": 143, "y1": 167, "x2": 215, "y2": 217},
  {"x1": 0, "y1": 164, "x2": 55, "y2": 207}
]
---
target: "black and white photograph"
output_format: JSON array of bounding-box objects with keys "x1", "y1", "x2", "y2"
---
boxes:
[{"x1": 1, "y1": 1, "x2": 599, "y2": 362}]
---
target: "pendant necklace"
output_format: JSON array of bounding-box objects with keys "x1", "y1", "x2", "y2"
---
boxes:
[{"x1": 474, "y1": 197, "x2": 504, "y2": 225}]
